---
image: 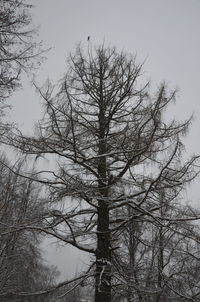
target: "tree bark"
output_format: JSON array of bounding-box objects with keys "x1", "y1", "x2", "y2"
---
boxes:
[
  {"x1": 95, "y1": 202, "x2": 111, "y2": 302},
  {"x1": 95, "y1": 72, "x2": 111, "y2": 302}
]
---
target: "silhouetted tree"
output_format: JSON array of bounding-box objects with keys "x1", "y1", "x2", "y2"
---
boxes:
[{"x1": 8, "y1": 44, "x2": 200, "y2": 302}]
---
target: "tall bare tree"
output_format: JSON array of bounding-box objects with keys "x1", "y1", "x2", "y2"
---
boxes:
[{"x1": 8, "y1": 45, "x2": 200, "y2": 302}]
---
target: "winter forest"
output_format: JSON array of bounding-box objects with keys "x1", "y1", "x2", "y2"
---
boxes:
[{"x1": 1, "y1": 1, "x2": 200, "y2": 302}]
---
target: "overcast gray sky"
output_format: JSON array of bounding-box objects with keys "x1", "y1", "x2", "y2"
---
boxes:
[{"x1": 8, "y1": 0, "x2": 200, "y2": 280}]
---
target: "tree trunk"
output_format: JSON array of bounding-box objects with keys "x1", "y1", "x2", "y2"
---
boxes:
[
  {"x1": 156, "y1": 226, "x2": 164, "y2": 302},
  {"x1": 95, "y1": 146, "x2": 111, "y2": 301},
  {"x1": 95, "y1": 202, "x2": 111, "y2": 302},
  {"x1": 95, "y1": 78, "x2": 111, "y2": 301}
]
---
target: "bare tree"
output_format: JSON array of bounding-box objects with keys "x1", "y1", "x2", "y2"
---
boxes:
[
  {"x1": 0, "y1": 0, "x2": 42, "y2": 94},
  {"x1": 7, "y1": 44, "x2": 200, "y2": 302},
  {"x1": 0, "y1": 0, "x2": 43, "y2": 138}
]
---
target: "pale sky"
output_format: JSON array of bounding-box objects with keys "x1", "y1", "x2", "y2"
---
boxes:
[{"x1": 7, "y1": 0, "x2": 200, "y2": 280}]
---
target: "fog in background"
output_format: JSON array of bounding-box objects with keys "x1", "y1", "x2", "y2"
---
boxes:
[{"x1": 7, "y1": 0, "x2": 200, "y2": 280}]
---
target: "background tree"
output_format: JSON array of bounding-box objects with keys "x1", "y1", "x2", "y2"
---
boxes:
[
  {"x1": 0, "y1": 0, "x2": 42, "y2": 96},
  {"x1": 0, "y1": 0, "x2": 43, "y2": 137},
  {"x1": 0, "y1": 156, "x2": 58, "y2": 302},
  {"x1": 113, "y1": 199, "x2": 200, "y2": 301},
  {"x1": 0, "y1": 2, "x2": 58, "y2": 301},
  {"x1": 8, "y1": 45, "x2": 200, "y2": 302}
]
